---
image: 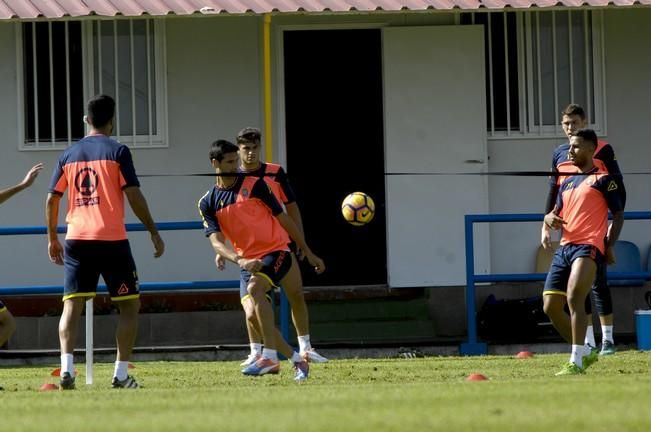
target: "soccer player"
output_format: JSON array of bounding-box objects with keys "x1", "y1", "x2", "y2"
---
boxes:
[
  {"x1": 0, "y1": 164, "x2": 44, "y2": 351},
  {"x1": 541, "y1": 104, "x2": 625, "y2": 355},
  {"x1": 543, "y1": 129, "x2": 624, "y2": 375},
  {"x1": 46, "y1": 95, "x2": 165, "y2": 390},
  {"x1": 231, "y1": 127, "x2": 327, "y2": 366},
  {"x1": 198, "y1": 139, "x2": 324, "y2": 381}
]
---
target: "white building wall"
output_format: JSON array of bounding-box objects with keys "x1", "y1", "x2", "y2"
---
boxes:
[
  {"x1": 489, "y1": 8, "x2": 651, "y2": 274},
  {"x1": 0, "y1": 17, "x2": 263, "y2": 287},
  {"x1": 0, "y1": 23, "x2": 64, "y2": 286},
  {"x1": 0, "y1": 9, "x2": 650, "y2": 288}
]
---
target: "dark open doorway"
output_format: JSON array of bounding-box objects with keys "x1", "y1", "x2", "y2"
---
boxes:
[{"x1": 283, "y1": 29, "x2": 387, "y2": 286}]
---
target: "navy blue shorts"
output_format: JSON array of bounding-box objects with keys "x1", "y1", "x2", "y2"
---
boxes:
[
  {"x1": 64, "y1": 240, "x2": 139, "y2": 302},
  {"x1": 544, "y1": 244, "x2": 604, "y2": 296},
  {"x1": 240, "y1": 250, "x2": 292, "y2": 301}
]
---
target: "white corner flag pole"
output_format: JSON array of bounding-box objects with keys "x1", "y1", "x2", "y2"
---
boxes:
[{"x1": 85, "y1": 298, "x2": 94, "y2": 385}]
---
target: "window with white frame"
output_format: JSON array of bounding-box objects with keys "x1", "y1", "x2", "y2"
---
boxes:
[
  {"x1": 18, "y1": 19, "x2": 167, "y2": 150},
  {"x1": 461, "y1": 10, "x2": 605, "y2": 138}
]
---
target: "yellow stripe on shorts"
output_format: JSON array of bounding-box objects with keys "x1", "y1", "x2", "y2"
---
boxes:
[
  {"x1": 543, "y1": 290, "x2": 567, "y2": 297},
  {"x1": 62, "y1": 292, "x2": 97, "y2": 302}
]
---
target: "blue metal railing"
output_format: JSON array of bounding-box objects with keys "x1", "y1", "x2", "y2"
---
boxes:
[
  {"x1": 462, "y1": 211, "x2": 651, "y2": 355},
  {"x1": 0, "y1": 222, "x2": 292, "y2": 340}
]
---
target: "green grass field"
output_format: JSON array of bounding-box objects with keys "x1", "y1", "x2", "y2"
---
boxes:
[{"x1": 1, "y1": 351, "x2": 650, "y2": 432}]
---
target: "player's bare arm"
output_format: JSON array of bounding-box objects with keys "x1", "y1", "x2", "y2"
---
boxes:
[
  {"x1": 541, "y1": 162, "x2": 560, "y2": 249},
  {"x1": 275, "y1": 212, "x2": 325, "y2": 274},
  {"x1": 605, "y1": 210, "x2": 624, "y2": 265},
  {"x1": 208, "y1": 232, "x2": 262, "y2": 273},
  {"x1": 541, "y1": 224, "x2": 552, "y2": 249},
  {"x1": 0, "y1": 163, "x2": 44, "y2": 205},
  {"x1": 124, "y1": 186, "x2": 165, "y2": 258},
  {"x1": 45, "y1": 193, "x2": 64, "y2": 265},
  {"x1": 286, "y1": 202, "x2": 306, "y2": 259}
]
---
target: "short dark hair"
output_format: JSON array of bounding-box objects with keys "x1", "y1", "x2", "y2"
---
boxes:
[
  {"x1": 561, "y1": 103, "x2": 586, "y2": 120},
  {"x1": 236, "y1": 127, "x2": 261, "y2": 144},
  {"x1": 209, "y1": 139, "x2": 239, "y2": 162},
  {"x1": 87, "y1": 95, "x2": 115, "y2": 128},
  {"x1": 574, "y1": 128, "x2": 598, "y2": 148}
]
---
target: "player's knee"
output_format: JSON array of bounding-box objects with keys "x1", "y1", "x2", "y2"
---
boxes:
[
  {"x1": 116, "y1": 298, "x2": 140, "y2": 317},
  {"x1": 247, "y1": 279, "x2": 270, "y2": 301},
  {"x1": 543, "y1": 295, "x2": 564, "y2": 317},
  {"x1": 248, "y1": 286, "x2": 262, "y2": 299},
  {"x1": 244, "y1": 306, "x2": 257, "y2": 323},
  {"x1": 566, "y1": 292, "x2": 587, "y2": 313}
]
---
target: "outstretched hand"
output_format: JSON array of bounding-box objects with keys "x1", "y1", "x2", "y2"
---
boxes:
[{"x1": 21, "y1": 163, "x2": 44, "y2": 188}]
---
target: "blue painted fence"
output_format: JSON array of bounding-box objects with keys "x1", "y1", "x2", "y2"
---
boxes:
[
  {"x1": 462, "y1": 211, "x2": 651, "y2": 355},
  {"x1": 0, "y1": 221, "x2": 292, "y2": 339}
]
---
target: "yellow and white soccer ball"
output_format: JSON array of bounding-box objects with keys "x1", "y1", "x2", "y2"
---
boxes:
[{"x1": 341, "y1": 192, "x2": 375, "y2": 226}]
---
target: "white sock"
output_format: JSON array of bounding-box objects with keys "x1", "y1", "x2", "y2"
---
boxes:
[
  {"x1": 584, "y1": 325, "x2": 596, "y2": 348},
  {"x1": 290, "y1": 352, "x2": 303, "y2": 363},
  {"x1": 61, "y1": 353, "x2": 74, "y2": 375},
  {"x1": 602, "y1": 325, "x2": 614, "y2": 344},
  {"x1": 250, "y1": 343, "x2": 263, "y2": 356},
  {"x1": 262, "y1": 348, "x2": 278, "y2": 362},
  {"x1": 570, "y1": 344, "x2": 584, "y2": 368},
  {"x1": 114, "y1": 361, "x2": 129, "y2": 381},
  {"x1": 297, "y1": 335, "x2": 311, "y2": 353}
]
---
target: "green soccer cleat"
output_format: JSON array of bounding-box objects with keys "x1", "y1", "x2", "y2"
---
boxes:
[
  {"x1": 582, "y1": 348, "x2": 599, "y2": 370},
  {"x1": 555, "y1": 362, "x2": 585, "y2": 376},
  {"x1": 600, "y1": 341, "x2": 617, "y2": 356}
]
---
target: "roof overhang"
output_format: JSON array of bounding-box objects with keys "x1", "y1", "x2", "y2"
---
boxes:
[{"x1": 1, "y1": 1, "x2": 651, "y2": 21}]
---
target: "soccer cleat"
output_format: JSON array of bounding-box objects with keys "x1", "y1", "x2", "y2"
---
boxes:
[
  {"x1": 301, "y1": 349, "x2": 328, "y2": 363},
  {"x1": 111, "y1": 375, "x2": 139, "y2": 389},
  {"x1": 600, "y1": 340, "x2": 617, "y2": 356},
  {"x1": 582, "y1": 348, "x2": 599, "y2": 370},
  {"x1": 555, "y1": 362, "x2": 585, "y2": 376},
  {"x1": 293, "y1": 360, "x2": 310, "y2": 382},
  {"x1": 241, "y1": 357, "x2": 280, "y2": 376},
  {"x1": 240, "y1": 353, "x2": 261, "y2": 367},
  {"x1": 59, "y1": 372, "x2": 76, "y2": 390}
]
